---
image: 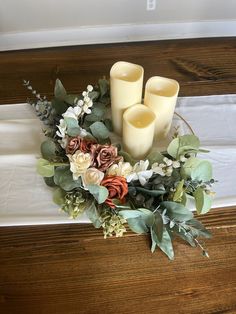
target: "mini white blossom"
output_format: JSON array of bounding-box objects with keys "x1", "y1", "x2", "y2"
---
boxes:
[
  {"x1": 82, "y1": 167, "x2": 104, "y2": 188},
  {"x1": 166, "y1": 167, "x2": 173, "y2": 176},
  {"x1": 58, "y1": 137, "x2": 69, "y2": 149},
  {"x1": 152, "y1": 163, "x2": 165, "y2": 176},
  {"x1": 67, "y1": 150, "x2": 92, "y2": 180},
  {"x1": 63, "y1": 106, "x2": 82, "y2": 120},
  {"x1": 82, "y1": 91, "x2": 87, "y2": 97},
  {"x1": 172, "y1": 161, "x2": 180, "y2": 168},
  {"x1": 56, "y1": 119, "x2": 67, "y2": 138},
  {"x1": 159, "y1": 163, "x2": 165, "y2": 168},
  {"x1": 163, "y1": 157, "x2": 173, "y2": 166},
  {"x1": 126, "y1": 160, "x2": 153, "y2": 186},
  {"x1": 107, "y1": 161, "x2": 133, "y2": 177}
]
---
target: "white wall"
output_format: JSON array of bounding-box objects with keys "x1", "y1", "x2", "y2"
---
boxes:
[{"x1": 0, "y1": 0, "x2": 235, "y2": 50}]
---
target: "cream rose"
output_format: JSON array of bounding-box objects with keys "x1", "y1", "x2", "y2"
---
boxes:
[
  {"x1": 82, "y1": 168, "x2": 104, "y2": 188},
  {"x1": 67, "y1": 150, "x2": 91, "y2": 180},
  {"x1": 107, "y1": 161, "x2": 133, "y2": 178}
]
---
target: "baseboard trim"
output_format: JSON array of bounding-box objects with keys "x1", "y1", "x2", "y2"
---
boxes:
[{"x1": 1, "y1": 20, "x2": 236, "y2": 51}]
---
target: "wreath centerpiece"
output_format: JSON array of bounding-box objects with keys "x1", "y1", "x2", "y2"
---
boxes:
[{"x1": 24, "y1": 77, "x2": 215, "y2": 260}]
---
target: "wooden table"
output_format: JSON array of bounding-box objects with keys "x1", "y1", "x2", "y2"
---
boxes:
[{"x1": 0, "y1": 38, "x2": 236, "y2": 314}]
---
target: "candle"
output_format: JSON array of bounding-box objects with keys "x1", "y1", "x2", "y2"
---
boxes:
[
  {"x1": 110, "y1": 61, "x2": 144, "y2": 135},
  {"x1": 123, "y1": 104, "x2": 156, "y2": 159},
  {"x1": 144, "y1": 76, "x2": 179, "y2": 139}
]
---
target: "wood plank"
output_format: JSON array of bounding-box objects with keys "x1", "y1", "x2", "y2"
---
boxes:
[
  {"x1": 0, "y1": 37, "x2": 236, "y2": 314},
  {"x1": 0, "y1": 37, "x2": 236, "y2": 104}
]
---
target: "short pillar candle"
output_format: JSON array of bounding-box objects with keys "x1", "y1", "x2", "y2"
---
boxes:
[
  {"x1": 122, "y1": 104, "x2": 156, "y2": 160},
  {"x1": 144, "y1": 76, "x2": 179, "y2": 139},
  {"x1": 110, "y1": 61, "x2": 144, "y2": 135}
]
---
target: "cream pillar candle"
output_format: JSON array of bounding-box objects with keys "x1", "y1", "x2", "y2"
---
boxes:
[
  {"x1": 110, "y1": 61, "x2": 144, "y2": 135},
  {"x1": 144, "y1": 76, "x2": 179, "y2": 139},
  {"x1": 123, "y1": 104, "x2": 156, "y2": 160}
]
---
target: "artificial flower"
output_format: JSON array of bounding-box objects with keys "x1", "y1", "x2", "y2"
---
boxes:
[
  {"x1": 67, "y1": 150, "x2": 92, "y2": 180},
  {"x1": 107, "y1": 161, "x2": 133, "y2": 178},
  {"x1": 82, "y1": 167, "x2": 104, "y2": 188},
  {"x1": 152, "y1": 163, "x2": 165, "y2": 176},
  {"x1": 91, "y1": 144, "x2": 121, "y2": 172},
  {"x1": 126, "y1": 160, "x2": 153, "y2": 186},
  {"x1": 101, "y1": 175, "x2": 128, "y2": 208},
  {"x1": 56, "y1": 119, "x2": 67, "y2": 138},
  {"x1": 62, "y1": 106, "x2": 82, "y2": 120},
  {"x1": 66, "y1": 136, "x2": 81, "y2": 154},
  {"x1": 80, "y1": 138, "x2": 96, "y2": 153}
]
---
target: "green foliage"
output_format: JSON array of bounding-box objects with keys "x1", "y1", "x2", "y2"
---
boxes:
[
  {"x1": 87, "y1": 184, "x2": 109, "y2": 204},
  {"x1": 41, "y1": 139, "x2": 57, "y2": 160},
  {"x1": 182, "y1": 157, "x2": 212, "y2": 182},
  {"x1": 53, "y1": 188, "x2": 66, "y2": 205},
  {"x1": 147, "y1": 150, "x2": 164, "y2": 164},
  {"x1": 54, "y1": 166, "x2": 81, "y2": 191},
  {"x1": 90, "y1": 121, "x2": 110, "y2": 141},
  {"x1": 167, "y1": 135, "x2": 200, "y2": 159},
  {"x1": 161, "y1": 201, "x2": 193, "y2": 221},
  {"x1": 54, "y1": 79, "x2": 67, "y2": 101},
  {"x1": 36, "y1": 158, "x2": 54, "y2": 177},
  {"x1": 173, "y1": 179, "x2": 185, "y2": 202},
  {"x1": 86, "y1": 202, "x2": 102, "y2": 228},
  {"x1": 64, "y1": 117, "x2": 81, "y2": 137},
  {"x1": 151, "y1": 227, "x2": 174, "y2": 260},
  {"x1": 51, "y1": 97, "x2": 68, "y2": 115},
  {"x1": 118, "y1": 151, "x2": 136, "y2": 165},
  {"x1": 193, "y1": 187, "x2": 212, "y2": 214}
]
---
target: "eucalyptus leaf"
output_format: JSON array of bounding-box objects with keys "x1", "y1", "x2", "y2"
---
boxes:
[
  {"x1": 152, "y1": 211, "x2": 164, "y2": 242},
  {"x1": 54, "y1": 166, "x2": 81, "y2": 191},
  {"x1": 88, "y1": 91, "x2": 100, "y2": 100},
  {"x1": 193, "y1": 187, "x2": 212, "y2": 214},
  {"x1": 86, "y1": 202, "x2": 102, "y2": 228},
  {"x1": 44, "y1": 176, "x2": 56, "y2": 187},
  {"x1": 118, "y1": 151, "x2": 136, "y2": 165},
  {"x1": 147, "y1": 150, "x2": 164, "y2": 165},
  {"x1": 64, "y1": 94, "x2": 79, "y2": 106},
  {"x1": 186, "y1": 218, "x2": 212, "y2": 238},
  {"x1": 36, "y1": 158, "x2": 54, "y2": 177},
  {"x1": 161, "y1": 201, "x2": 193, "y2": 221},
  {"x1": 192, "y1": 160, "x2": 213, "y2": 182},
  {"x1": 98, "y1": 79, "x2": 109, "y2": 97},
  {"x1": 51, "y1": 98, "x2": 68, "y2": 115},
  {"x1": 173, "y1": 179, "x2": 184, "y2": 202},
  {"x1": 53, "y1": 188, "x2": 66, "y2": 206},
  {"x1": 151, "y1": 227, "x2": 174, "y2": 260},
  {"x1": 126, "y1": 217, "x2": 149, "y2": 234},
  {"x1": 181, "y1": 157, "x2": 202, "y2": 179},
  {"x1": 167, "y1": 135, "x2": 200, "y2": 159},
  {"x1": 54, "y1": 79, "x2": 67, "y2": 100},
  {"x1": 90, "y1": 121, "x2": 109, "y2": 140},
  {"x1": 87, "y1": 184, "x2": 109, "y2": 204},
  {"x1": 136, "y1": 187, "x2": 166, "y2": 197},
  {"x1": 104, "y1": 119, "x2": 113, "y2": 132},
  {"x1": 41, "y1": 139, "x2": 57, "y2": 160},
  {"x1": 167, "y1": 137, "x2": 179, "y2": 158}
]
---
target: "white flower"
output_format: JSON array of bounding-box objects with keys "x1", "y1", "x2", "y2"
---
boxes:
[
  {"x1": 63, "y1": 106, "x2": 82, "y2": 120},
  {"x1": 56, "y1": 119, "x2": 67, "y2": 138},
  {"x1": 166, "y1": 167, "x2": 173, "y2": 176},
  {"x1": 152, "y1": 163, "x2": 165, "y2": 176},
  {"x1": 163, "y1": 157, "x2": 173, "y2": 166},
  {"x1": 67, "y1": 150, "x2": 92, "y2": 180},
  {"x1": 172, "y1": 161, "x2": 180, "y2": 168},
  {"x1": 58, "y1": 137, "x2": 69, "y2": 149},
  {"x1": 107, "y1": 161, "x2": 133, "y2": 177},
  {"x1": 87, "y1": 85, "x2": 93, "y2": 92},
  {"x1": 82, "y1": 168, "x2": 104, "y2": 188},
  {"x1": 126, "y1": 160, "x2": 153, "y2": 186}
]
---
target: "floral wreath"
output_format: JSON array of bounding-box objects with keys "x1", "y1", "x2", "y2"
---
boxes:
[{"x1": 24, "y1": 78, "x2": 215, "y2": 260}]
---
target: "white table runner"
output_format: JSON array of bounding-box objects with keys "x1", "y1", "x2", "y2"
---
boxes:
[{"x1": 1, "y1": 95, "x2": 236, "y2": 226}]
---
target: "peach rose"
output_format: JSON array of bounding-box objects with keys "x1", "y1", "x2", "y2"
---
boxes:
[
  {"x1": 80, "y1": 138, "x2": 96, "y2": 153},
  {"x1": 101, "y1": 175, "x2": 128, "y2": 208}
]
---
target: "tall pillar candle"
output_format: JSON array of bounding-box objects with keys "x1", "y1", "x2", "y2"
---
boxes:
[
  {"x1": 123, "y1": 104, "x2": 156, "y2": 159},
  {"x1": 144, "y1": 76, "x2": 179, "y2": 139},
  {"x1": 110, "y1": 61, "x2": 144, "y2": 135}
]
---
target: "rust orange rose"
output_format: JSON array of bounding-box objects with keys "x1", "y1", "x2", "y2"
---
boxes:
[
  {"x1": 90, "y1": 144, "x2": 121, "y2": 172},
  {"x1": 66, "y1": 136, "x2": 81, "y2": 154},
  {"x1": 101, "y1": 175, "x2": 128, "y2": 208}
]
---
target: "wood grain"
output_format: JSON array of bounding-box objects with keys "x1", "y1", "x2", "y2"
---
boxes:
[{"x1": 0, "y1": 38, "x2": 236, "y2": 314}]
